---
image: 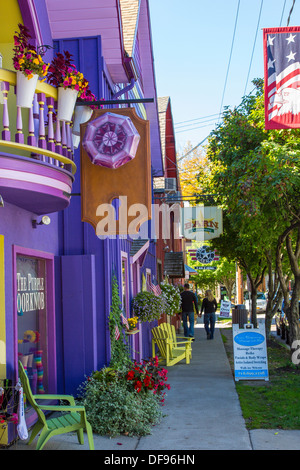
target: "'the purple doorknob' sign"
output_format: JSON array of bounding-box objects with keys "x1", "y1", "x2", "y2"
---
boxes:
[{"x1": 82, "y1": 112, "x2": 140, "y2": 169}]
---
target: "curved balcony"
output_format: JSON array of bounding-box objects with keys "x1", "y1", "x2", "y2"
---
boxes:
[{"x1": 0, "y1": 69, "x2": 76, "y2": 215}]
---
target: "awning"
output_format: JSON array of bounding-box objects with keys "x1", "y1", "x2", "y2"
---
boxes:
[
  {"x1": 184, "y1": 264, "x2": 197, "y2": 274},
  {"x1": 164, "y1": 252, "x2": 185, "y2": 278},
  {"x1": 130, "y1": 239, "x2": 149, "y2": 266}
]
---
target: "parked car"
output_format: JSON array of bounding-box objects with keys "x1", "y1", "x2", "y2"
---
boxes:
[{"x1": 244, "y1": 291, "x2": 267, "y2": 313}]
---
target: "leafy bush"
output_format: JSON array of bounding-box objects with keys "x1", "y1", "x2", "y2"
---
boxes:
[
  {"x1": 132, "y1": 291, "x2": 165, "y2": 322},
  {"x1": 78, "y1": 367, "x2": 164, "y2": 437}
]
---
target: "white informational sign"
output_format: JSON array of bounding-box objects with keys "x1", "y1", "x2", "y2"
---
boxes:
[
  {"x1": 219, "y1": 300, "x2": 231, "y2": 318},
  {"x1": 233, "y1": 323, "x2": 269, "y2": 381}
]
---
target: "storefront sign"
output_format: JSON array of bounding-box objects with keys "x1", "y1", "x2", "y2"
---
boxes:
[
  {"x1": 233, "y1": 323, "x2": 269, "y2": 381},
  {"x1": 181, "y1": 206, "x2": 223, "y2": 241},
  {"x1": 219, "y1": 300, "x2": 231, "y2": 318},
  {"x1": 17, "y1": 272, "x2": 45, "y2": 314}
]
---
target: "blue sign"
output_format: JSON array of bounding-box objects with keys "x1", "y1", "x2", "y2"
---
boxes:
[
  {"x1": 234, "y1": 332, "x2": 264, "y2": 347},
  {"x1": 233, "y1": 323, "x2": 269, "y2": 381}
]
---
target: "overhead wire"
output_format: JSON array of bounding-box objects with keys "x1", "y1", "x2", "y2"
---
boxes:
[
  {"x1": 174, "y1": 113, "x2": 220, "y2": 127},
  {"x1": 218, "y1": 0, "x2": 241, "y2": 122},
  {"x1": 243, "y1": 0, "x2": 264, "y2": 96},
  {"x1": 175, "y1": 1, "x2": 286, "y2": 163},
  {"x1": 287, "y1": 0, "x2": 296, "y2": 25},
  {"x1": 280, "y1": 0, "x2": 287, "y2": 25}
]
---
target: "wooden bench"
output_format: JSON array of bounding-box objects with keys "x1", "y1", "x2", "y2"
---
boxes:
[
  {"x1": 18, "y1": 360, "x2": 94, "y2": 450},
  {"x1": 151, "y1": 324, "x2": 192, "y2": 366}
]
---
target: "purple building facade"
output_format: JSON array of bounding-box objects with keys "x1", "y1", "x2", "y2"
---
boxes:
[{"x1": 0, "y1": 0, "x2": 163, "y2": 445}]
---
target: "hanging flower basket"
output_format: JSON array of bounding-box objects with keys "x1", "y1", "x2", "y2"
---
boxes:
[
  {"x1": 73, "y1": 105, "x2": 93, "y2": 135},
  {"x1": 48, "y1": 51, "x2": 89, "y2": 122},
  {"x1": 12, "y1": 24, "x2": 49, "y2": 108},
  {"x1": 16, "y1": 71, "x2": 39, "y2": 108},
  {"x1": 57, "y1": 87, "x2": 79, "y2": 122}
]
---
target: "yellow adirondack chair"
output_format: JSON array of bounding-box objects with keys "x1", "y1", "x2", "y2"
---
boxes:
[
  {"x1": 160, "y1": 322, "x2": 193, "y2": 357},
  {"x1": 151, "y1": 325, "x2": 191, "y2": 366},
  {"x1": 18, "y1": 360, "x2": 94, "y2": 450}
]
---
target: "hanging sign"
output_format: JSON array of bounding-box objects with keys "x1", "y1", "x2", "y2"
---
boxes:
[
  {"x1": 81, "y1": 108, "x2": 152, "y2": 236},
  {"x1": 219, "y1": 300, "x2": 231, "y2": 318},
  {"x1": 181, "y1": 206, "x2": 223, "y2": 241},
  {"x1": 233, "y1": 323, "x2": 269, "y2": 381}
]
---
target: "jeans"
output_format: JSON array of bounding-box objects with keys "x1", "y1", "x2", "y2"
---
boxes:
[
  {"x1": 204, "y1": 312, "x2": 216, "y2": 338},
  {"x1": 182, "y1": 311, "x2": 194, "y2": 337}
]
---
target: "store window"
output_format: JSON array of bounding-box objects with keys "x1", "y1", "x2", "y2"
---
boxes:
[
  {"x1": 14, "y1": 248, "x2": 56, "y2": 396},
  {"x1": 121, "y1": 255, "x2": 129, "y2": 316}
]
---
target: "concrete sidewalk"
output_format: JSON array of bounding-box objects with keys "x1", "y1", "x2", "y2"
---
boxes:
[{"x1": 6, "y1": 322, "x2": 300, "y2": 451}]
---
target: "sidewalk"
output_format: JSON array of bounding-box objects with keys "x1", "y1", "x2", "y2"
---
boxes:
[{"x1": 6, "y1": 321, "x2": 300, "y2": 451}]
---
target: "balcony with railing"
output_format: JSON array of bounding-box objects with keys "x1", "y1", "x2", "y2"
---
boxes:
[{"x1": 0, "y1": 68, "x2": 76, "y2": 215}]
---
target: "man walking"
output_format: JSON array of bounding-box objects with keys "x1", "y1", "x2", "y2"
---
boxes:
[{"x1": 180, "y1": 283, "x2": 200, "y2": 339}]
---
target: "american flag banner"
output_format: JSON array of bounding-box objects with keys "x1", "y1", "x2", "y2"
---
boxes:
[
  {"x1": 120, "y1": 312, "x2": 129, "y2": 329},
  {"x1": 147, "y1": 280, "x2": 162, "y2": 296},
  {"x1": 264, "y1": 26, "x2": 300, "y2": 129},
  {"x1": 115, "y1": 324, "x2": 120, "y2": 340}
]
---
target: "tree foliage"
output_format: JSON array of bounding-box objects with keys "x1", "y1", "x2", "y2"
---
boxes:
[{"x1": 197, "y1": 80, "x2": 300, "y2": 351}]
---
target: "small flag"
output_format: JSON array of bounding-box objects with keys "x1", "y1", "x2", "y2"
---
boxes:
[
  {"x1": 121, "y1": 313, "x2": 129, "y2": 329},
  {"x1": 115, "y1": 324, "x2": 120, "y2": 340},
  {"x1": 147, "y1": 280, "x2": 162, "y2": 296}
]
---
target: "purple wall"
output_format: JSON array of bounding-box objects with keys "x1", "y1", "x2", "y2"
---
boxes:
[{"x1": 0, "y1": 202, "x2": 61, "y2": 379}]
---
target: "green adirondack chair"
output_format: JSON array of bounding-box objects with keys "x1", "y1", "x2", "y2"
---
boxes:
[
  {"x1": 18, "y1": 360, "x2": 94, "y2": 450},
  {"x1": 151, "y1": 325, "x2": 191, "y2": 366}
]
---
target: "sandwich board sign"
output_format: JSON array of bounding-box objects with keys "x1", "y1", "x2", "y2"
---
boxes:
[
  {"x1": 233, "y1": 323, "x2": 269, "y2": 381},
  {"x1": 219, "y1": 300, "x2": 231, "y2": 318}
]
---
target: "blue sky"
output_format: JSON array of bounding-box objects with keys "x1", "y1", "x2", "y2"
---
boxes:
[{"x1": 149, "y1": 0, "x2": 300, "y2": 154}]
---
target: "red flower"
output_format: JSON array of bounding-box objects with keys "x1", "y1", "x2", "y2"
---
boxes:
[
  {"x1": 134, "y1": 380, "x2": 142, "y2": 392},
  {"x1": 127, "y1": 371, "x2": 135, "y2": 380}
]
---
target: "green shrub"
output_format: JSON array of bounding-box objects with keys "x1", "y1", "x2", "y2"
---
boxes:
[{"x1": 78, "y1": 368, "x2": 164, "y2": 437}]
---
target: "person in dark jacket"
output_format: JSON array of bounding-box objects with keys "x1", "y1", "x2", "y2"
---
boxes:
[
  {"x1": 201, "y1": 289, "x2": 217, "y2": 339},
  {"x1": 180, "y1": 283, "x2": 199, "y2": 339}
]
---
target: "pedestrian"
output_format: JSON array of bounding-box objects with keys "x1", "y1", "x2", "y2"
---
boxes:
[
  {"x1": 180, "y1": 283, "x2": 199, "y2": 340},
  {"x1": 201, "y1": 289, "x2": 217, "y2": 339}
]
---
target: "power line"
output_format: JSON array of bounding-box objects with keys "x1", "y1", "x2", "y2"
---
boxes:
[
  {"x1": 243, "y1": 0, "x2": 264, "y2": 96},
  {"x1": 176, "y1": 122, "x2": 216, "y2": 134},
  {"x1": 287, "y1": 0, "x2": 296, "y2": 25},
  {"x1": 174, "y1": 113, "x2": 220, "y2": 126},
  {"x1": 218, "y1": 0, "x2": 241, "y2": 122},
  {"x1": 280, "y1": 0, "x2": 287, "y2": 25}
]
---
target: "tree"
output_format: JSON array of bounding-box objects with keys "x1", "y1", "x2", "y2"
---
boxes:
[
  {"x1": 214, "y1": 258, "x2": 236, "y2": 303},
  {"x1": 197, "y1": 80, "x2": 300, "y2": 350}
]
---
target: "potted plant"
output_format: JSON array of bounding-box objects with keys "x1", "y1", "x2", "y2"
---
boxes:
[
  {"x1": 160, "y1": 282, "x2": 182, "y2": 316},
  {"x1": 125, "y1": 316, "x2": 139, "y2": 334},
  {"x1": 13, "y1": 23, "x2": 49, "y2": 108},
  {"x1": 132, "y1": 291, "x2": 165, "y2": 323},
  {"x1": 48, "y1": 51, "x2": 89, "y2": 122},
  {"x1": 72, "y1": 87, "x2": 98, "y2": 148}
]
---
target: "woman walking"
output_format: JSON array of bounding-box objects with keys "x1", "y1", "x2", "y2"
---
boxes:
[{"x1": 201, "y1": 290, "x2": 217, "y2": 339}]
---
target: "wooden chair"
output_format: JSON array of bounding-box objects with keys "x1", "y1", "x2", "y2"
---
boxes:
[
  {"x1": 151, "y1": 325, "x2": 192, "y2": 366},
  {"x1": 160, "y1": 322, "x2": 193, "y2": 356},
  {"x1": 18, "y1": 360, "x2": 94, "y2": 450}
]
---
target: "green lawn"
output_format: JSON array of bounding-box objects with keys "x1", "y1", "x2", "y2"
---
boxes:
[{"x1": 222, "y1": 329, "x2": 300, "y2": 430}]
